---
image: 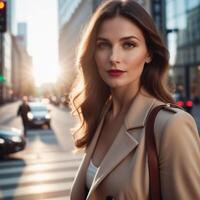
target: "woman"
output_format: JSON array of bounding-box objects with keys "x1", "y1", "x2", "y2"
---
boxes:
[{"x1": 69, "y1": 0, "x2": 200, "y2": 199}]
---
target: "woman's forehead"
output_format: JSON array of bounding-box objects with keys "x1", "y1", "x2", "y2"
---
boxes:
[{"x1": 97, "y1": 16, "x2": 145, "y2": 41}]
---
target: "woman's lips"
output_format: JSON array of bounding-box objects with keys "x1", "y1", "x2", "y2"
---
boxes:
[{"x1": 107, "y1": 69, "x2": 126, "y2": 77}]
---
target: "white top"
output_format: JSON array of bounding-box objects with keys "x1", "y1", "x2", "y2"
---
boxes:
[{"x1": 86, "y1": 160, "x2": 98, "y2": 189}]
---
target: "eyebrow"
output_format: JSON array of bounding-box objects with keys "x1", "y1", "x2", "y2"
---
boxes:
[{"x1": 96, "y1": 36, "x2": 140, "y2": 42}]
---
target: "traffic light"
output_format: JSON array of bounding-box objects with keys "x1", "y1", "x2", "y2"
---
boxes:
[
  {"x1": 0, "y1": 75, "x2": 6, "y2": 82},
  {"x1": 0, "y1": 1, "x2": 6, "y2": 33}
]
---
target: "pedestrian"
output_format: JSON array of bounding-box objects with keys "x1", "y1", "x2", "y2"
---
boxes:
[
  {"x1": 17, "y1": 96, "x2": 31, "y2": 136},
  {"x1": 69, "y1": 1, "x2": 200, "y2": 200}
]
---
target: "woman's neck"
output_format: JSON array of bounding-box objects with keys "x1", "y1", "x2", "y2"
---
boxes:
[{"x1": 110, "y1": 84, "x2": 140, "y2": 118}]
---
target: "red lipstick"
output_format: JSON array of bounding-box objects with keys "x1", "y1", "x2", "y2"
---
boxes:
[{"x1": 107, "y1": 69, "x2": 125, "y2": 77}]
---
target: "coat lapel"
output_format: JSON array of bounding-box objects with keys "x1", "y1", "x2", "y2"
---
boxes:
[
  {"x1": 70, "y1": 100, "x2": 112, "y2": 200},
  {"x1": 87, "y1": 90, "x2": 156, "y2": 199},
  {"x1": 87, "y1": 125, "x2": 139, "y2": 199}
]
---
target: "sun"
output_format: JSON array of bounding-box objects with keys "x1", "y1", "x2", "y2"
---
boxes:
[{"x1": 33, "y1": 60, "x2": 60, "y2": 87}]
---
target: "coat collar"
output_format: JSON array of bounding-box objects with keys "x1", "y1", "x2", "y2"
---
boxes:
[
  {"x1": 70, "y1": 89, "x2": 156, "y2": 200},
  {"x1": 70, "y1": 100, "x2": 112, "y2": 200},
  {"x1": 124, "y1": 89, "x2": 156, "y2": 130},
  {"x1": 86, "y1": 89, "x2": 156, "y2": 199}
]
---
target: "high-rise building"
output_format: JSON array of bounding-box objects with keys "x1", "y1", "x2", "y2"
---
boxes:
[
  {"x1": 17, "y1": 22, "x2": 28, "y2": 49},
  {"x1": 0, "y1": 0, "x2": 15, "y2": 103},
  {"x1": 58, "y1": 0, "x2": 82, "y2": 30},
  {"x1": 58, "y1": 0, "x2": 102, "y2": 95},
  {"x1": 6, "y1": 0, "x2": 15, "y2": 32},
  {"x1": 166, "y1": 0, "x2": 200, "y2": 99}
]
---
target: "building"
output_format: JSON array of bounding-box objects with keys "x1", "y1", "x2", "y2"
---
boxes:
[
  {"x1": 166, "y1": 0, "x2": 200, "y2": 99},
  {"x1": 11, "y1": 35, "x2": 21, "y2": 98},
  {"x1": 13, "y1": 22, "x2": 34, "y2": 97},
  {"x1": 17, "y1": 22, "x2": 27, "y2": 49},
  {"x1": 58, "y1": 0, "x2": 101, "y2": 96},
  {"x1": 12, "y1": 34, "x2": 35, "y2": 97},
  {"x1": 0, "y1": 0, "x2": 15, "y2": 103}
]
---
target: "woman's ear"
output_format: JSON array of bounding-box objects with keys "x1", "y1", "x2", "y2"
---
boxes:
[{"x1": 145, "y1": 53, "x2": 152, "y2": 64}]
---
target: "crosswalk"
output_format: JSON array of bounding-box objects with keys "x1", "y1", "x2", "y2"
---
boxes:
[{"x1": 0, "y1": 152, "x2": 83, "y2": 200}]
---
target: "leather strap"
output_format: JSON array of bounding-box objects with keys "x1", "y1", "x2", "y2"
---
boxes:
[
  {"x1": 146, "y1": 104, "x2": 181, "y2": 200},
  {"x1": 145, "y1": 105, "x2": 166, "y2": 200}
]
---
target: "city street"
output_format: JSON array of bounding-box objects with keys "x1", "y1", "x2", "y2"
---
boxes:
[
  {"x1": 0, "y1": 0, "x2": 200, "y2": 199},
  {"x1": 0, "y1": 101, "x2": 83, "y2": 200}
]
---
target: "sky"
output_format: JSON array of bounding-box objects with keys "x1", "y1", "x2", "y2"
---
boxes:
[{"x1": 15, "y1": 0, "x2": 59, "y2": 86}]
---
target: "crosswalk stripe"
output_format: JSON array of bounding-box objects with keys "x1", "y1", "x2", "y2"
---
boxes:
[
  {"x1": 1, "y1": 190, "x2": 71, "y2": 200},
  {"x1": 0, "y1": 181, "x2": 72, "y2": 199},
  {"x1": 0, "y1": 169, "x2": 77, "y2": 186},
  {"x1": 0, "y1": 177, "x2": 74, "y2": 190},
  {"x1": 0, "y1": 160, "x2": 80, "y2": 174},
  {"x1": 0, "y1": 153, "x2": 82, "y2": 167}
]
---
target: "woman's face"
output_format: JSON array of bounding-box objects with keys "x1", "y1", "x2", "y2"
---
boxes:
[{"x1": 94, "y1": 16, "x2": 150, "y2": 89}]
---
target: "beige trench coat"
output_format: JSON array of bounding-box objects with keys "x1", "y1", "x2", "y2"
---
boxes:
[{"x1": 70, "y1": 90, "x2": 200, "y2": 200}]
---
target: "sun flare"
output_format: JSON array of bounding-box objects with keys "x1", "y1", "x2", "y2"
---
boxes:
[{"x1": 33, "y1": 61, "x2": 60, "y2": 87}]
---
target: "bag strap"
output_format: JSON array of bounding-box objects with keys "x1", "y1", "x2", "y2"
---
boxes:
[
  {"x1": 146, "y1": 103, "x2": 181, "y2": 200},
  {"x1": 145, "y1": 105, "x2": 166, "y2": 200}
]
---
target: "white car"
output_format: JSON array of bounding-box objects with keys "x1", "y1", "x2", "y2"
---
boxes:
[{"x1": 27, "y1": 102, "x2": 51, "y2": 128}]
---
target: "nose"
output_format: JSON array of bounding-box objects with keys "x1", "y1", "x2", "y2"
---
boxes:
[{"x1": 110, "y1": 46, "x2": 120, "y2": 65}]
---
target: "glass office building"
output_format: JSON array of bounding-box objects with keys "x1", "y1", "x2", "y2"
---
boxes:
[{"x1": 166, "y1": 0, "x2": 200, "y2": 99}]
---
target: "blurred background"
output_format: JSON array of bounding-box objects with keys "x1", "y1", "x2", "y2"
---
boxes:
[{"x1": 0, "y1": 0, "x2": 199, "y2": 199}]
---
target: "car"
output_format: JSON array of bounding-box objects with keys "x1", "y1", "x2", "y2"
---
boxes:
[
  {"x1": 27, "y1": 102, "x2": 51, "y2": 128},
  {"x1": 173, "y1": 92, "x2": 193, "y2": 113},
  {"x1": 0, "y1": 126, "x2": 26, "y2": 157}
]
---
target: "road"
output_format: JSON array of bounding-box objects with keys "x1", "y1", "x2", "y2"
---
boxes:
[{"x1": 0, "y1": 101, "x2": 83, "y2": 200}]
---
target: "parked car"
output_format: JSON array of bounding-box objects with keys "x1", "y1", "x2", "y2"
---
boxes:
[
  {"x1": 27, "y1": 102, "x2": 51, "y2": 128},
  {"x1": 173, "y1": 92, "x2": 193, "y2": 113},
  {"x1": 0, "y1": 126, "x2": 26, "y2": 157}
]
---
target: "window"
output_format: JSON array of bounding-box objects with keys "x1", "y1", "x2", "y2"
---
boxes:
[
  {"x1": 176, "y1": 14, "x2": 187, "y2": 30},
  {"x1": 166, "y1": 0, "x2": 176, "y2": 19},
  {"x1": 176, "y1": 0, "x2": 186, "y2": 15},
  {"x1": 186, "y1": 0, "x2": 200, "y2": 10}
]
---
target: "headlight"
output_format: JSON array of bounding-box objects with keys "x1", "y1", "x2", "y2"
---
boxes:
[
  {"x1": 27, "y1": 112, "x2": 33, "y2": 120},
  {"x1": 45, "y1": 113, "x2": 51, "y2": 119},
  {"x1": 0, "y1": 138, "x2": 5, "y2": 144},
  {"x1": 11, "y1": 136, "x2": 22, "y2": 143}
]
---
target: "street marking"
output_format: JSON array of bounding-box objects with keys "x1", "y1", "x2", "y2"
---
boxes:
[
  {"x1": 0, "y1": 153, "x2": 82, "y2": 167},
  {"x1": 0, "y1": 168, "x2": 78, "y2": 186},
  {"x1": 0, "y1": 160, "x2": 80, "y2": 174},
  {"x1": 0, "y1": 181, "x2": 72, "y2": 199}
]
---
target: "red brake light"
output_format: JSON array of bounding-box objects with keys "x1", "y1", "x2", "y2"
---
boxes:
[
  {"x1": 186, "y1": 100, "x2": 193, "y2": 107},
  {"x1": 176, "y1": 101, "x2": 184, "y2": 107}
]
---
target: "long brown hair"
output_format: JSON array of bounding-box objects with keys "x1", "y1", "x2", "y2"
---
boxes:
[{"x1": 69, "y1": 0, "x2": 174, "y2": 149}]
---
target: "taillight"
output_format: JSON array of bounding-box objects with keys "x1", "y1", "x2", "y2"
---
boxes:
[
  {"x1": 176, "y1": 101, "x2": 184, "y2": 107},
  {"x1": 186, "y1": 100, "x2": 193, "y2": 107}
]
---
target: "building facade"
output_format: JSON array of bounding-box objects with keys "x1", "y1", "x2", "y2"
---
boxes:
[
  {"x1": 0, "y1": 0, "x2": 15, "y2": 103},
  {"x1": 166, "y1": 0, "x2": 200, "y2": 99},
  {"x1": 11, "y1": 34, "x2": 34, "y2": 98},
  {"x1": 58, "y1": 0, "x2": 102, "y2": 96}
]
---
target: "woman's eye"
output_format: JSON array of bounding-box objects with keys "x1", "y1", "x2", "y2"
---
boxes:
[
  {"x1": 123, "y1": 42, "x2": 136, "y2": 49},
  {"x1": 96, "y1": 42, "x2": 110, "y2": 49}
]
